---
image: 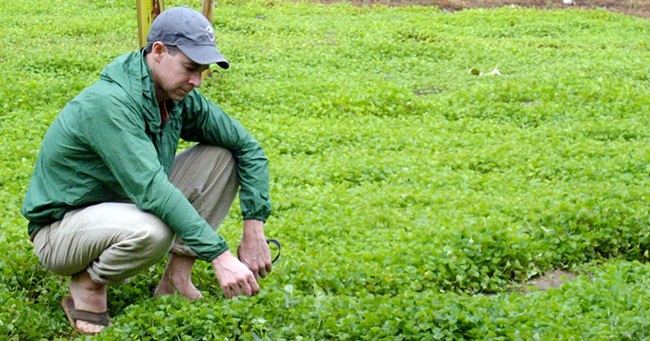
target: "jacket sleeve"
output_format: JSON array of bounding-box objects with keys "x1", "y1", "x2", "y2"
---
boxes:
[
  {"x1": 179, "y1": 91, "x2": 271, "y2": 222},
  {"x1": 80, "y1": 89, "x2": 228, "y2": 262}
]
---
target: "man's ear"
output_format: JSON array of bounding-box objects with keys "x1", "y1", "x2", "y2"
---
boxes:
[{"x1": 151, "y1": 42, "x2": 166, "y2": 62}]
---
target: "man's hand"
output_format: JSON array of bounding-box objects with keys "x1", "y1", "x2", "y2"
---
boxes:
[
  {"x1": 237, "y1": 219, "x2": 272, "y2": 279},
  {"x1": 211, "y1": 250, "x2": 259, "y2": 298}
]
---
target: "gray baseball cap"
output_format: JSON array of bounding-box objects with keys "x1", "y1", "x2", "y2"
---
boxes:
[{"x1": 147, "y1": 6, "x2": 229, "y2": 69}]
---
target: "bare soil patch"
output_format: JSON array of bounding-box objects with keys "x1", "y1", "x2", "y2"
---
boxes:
[
  {"x1": 312, "y1": 0, "x2": 650, "y2": 18},
  {"x1": 524, "y1": 269, "x2": 579, "y2": 292}
]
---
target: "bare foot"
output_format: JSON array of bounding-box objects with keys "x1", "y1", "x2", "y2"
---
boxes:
[
  {"x1": 68, "y1": 271, "x2": 108, "y2": 334},
  {"x1": 153, "y1": 254, "x2": 204, "y2": 301}
]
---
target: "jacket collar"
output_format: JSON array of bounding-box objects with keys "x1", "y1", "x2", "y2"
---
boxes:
[
  {"x1": 100, "y1": 49, "x2": 182, "y2": 134},
  {"x1": 139, "y1": 49, "x2": 164, "y2": 134}
]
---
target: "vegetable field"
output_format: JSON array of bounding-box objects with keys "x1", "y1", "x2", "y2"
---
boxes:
[{"x1": 1, "y1": 0, "x2": 649, "y2": 339}]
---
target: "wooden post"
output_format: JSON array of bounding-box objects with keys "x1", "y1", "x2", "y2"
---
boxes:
[
  {"x1": 202, "y1": 0, "x2": 215, "y2": 23},
  {"x1": 136, "y1": 0, "x2": 164, "y2": 48},
  {"x1": 202, "y1": 0, "x2": 216, "y2": 78}
]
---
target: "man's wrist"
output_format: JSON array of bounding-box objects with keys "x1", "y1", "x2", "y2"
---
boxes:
[
  {"x1": 243, "y1": 219, "x2": 265, "y2": 238},
  {"x1": 211, "y1": 250, "x2": 233, "y2": 267}
]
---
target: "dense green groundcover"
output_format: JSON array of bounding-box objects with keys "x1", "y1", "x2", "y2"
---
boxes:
[{"x1": 1, "y1": 0, "x2": 649, "y2": 339}]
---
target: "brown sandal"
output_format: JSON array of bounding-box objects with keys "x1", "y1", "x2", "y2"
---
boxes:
[{"x1": 61, "y1": 296, "x2": 110, "y2": 335}]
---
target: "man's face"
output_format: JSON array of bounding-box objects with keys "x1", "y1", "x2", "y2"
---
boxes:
[{"x1": 154, "y1": 46, "x2": 209, "y2": 101}]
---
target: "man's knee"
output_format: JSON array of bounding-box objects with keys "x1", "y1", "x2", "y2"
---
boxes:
[
  {"x1": 133, "y1": 217, "x2": 175, "y2": 259},
  {"x1": 172, "y1": 144, "x2": 237, "y2": 183},
  {"x1": 86, "y1": 216, "x2": 174, "y2": 284},
  {"x1": 198, "y1": 144, "x2": 235, "y2": 163}
]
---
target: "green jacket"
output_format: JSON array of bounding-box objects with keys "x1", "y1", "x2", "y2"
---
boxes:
[{"x1": 21, "y1": 50, "x2": 271, "y2": 262}]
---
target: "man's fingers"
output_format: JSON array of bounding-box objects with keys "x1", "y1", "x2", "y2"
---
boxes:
[
  {"x1": 241, "y1": 281, "x2": 253, "y2": 296},
  {"x1": 245, "y1": 271, "x2": 260, "y2": 294},
  {"x1": 253, "y1": 263, "x2": 271, "y2": 280},
  {"x1": 231, "y1": 285, "x2": 242, "y2": 297},
  {"x1": 213, "y1": 251, "x2": 262, "y2": 298},
  {"x1": 224, "y1": 275, "x2": 259, "y2": 297},
  {"x1": 246, "y1": 263, "x2": 259, "y2": 280},
  {"x1": 223, "y1": 286, "x2": 233, "y2": 299},
  {"x1": 248, "y1": 260, "x2": 273, "y2": 280},
  {"x1": 249, "y1": 277, "x2": 260, "y2": 295}
]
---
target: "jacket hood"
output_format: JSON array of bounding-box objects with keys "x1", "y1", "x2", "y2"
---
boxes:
[{"x1": 99, "y1": 49, "x2": 163, "y2": 133}]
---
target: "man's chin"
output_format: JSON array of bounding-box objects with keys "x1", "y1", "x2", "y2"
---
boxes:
[{"x1": 170, "y1": 92, "x2": 188, "y2": 101}]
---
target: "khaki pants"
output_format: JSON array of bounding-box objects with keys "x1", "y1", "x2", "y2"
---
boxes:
[{"x1": 32, "y1": 145, "x2": 238, "y2": 284}]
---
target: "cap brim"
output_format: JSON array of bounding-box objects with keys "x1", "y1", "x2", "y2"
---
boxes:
[{"x1": 178, "y1": 45, "x2": 230, "y2": 69}]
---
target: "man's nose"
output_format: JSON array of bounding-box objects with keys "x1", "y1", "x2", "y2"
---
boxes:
[{"x1": 189, "y1": 72, "x2": 202, "y2": 88}]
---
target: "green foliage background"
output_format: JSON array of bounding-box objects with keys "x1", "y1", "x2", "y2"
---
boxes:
[{"x1": 0, "y1": 0, "x2": 649, "y2": 339}]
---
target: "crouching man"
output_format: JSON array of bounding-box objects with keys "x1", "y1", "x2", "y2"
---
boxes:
[{"x1": 21, "y1": 6, "x2": 273, "y2": 335}]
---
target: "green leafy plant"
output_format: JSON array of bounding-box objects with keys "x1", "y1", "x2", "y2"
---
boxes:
[{"x1": 1, "y1": 0, "x2": 649, "y2": 339}]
